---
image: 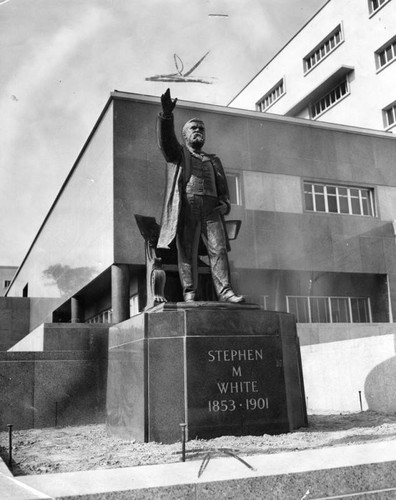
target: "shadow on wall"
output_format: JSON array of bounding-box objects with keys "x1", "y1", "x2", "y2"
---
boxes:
[
  {"x1": 364, "y1": 334, "x2": 396, "y2": 413},
  {"x1": 42, "y1": 264, "x2": 97, "y2": 298}
]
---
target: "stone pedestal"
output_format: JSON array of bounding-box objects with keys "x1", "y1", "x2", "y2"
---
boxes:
[{"x1": 106, "y1": 303, "x2": 307, "y2": 443}]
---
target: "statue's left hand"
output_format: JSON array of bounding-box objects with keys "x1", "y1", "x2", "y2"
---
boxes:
[
  {"x1": 214, "y1": 200, "x2": 228, "y2": 215},
  {"x1": 161, "y1": 88, "x2": 177, "y2": 116}
]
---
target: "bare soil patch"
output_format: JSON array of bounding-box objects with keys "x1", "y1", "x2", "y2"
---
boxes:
[{"x1": 1, "y1": 411, "x2": 396, "y2": 476}]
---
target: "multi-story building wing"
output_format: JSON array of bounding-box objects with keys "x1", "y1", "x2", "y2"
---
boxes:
[{"x1": 229, "y1": 0, "x2": 396, "y2": 132}]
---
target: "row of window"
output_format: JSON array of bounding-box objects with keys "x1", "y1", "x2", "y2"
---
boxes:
[
  {"x1": 87, "y1": 308, "x2": 113, "y2": 324},
  {"x1": 304, "y1": 182, "x2": 375, "y2": 216},
  {"x1": 369, "y1": 0, "x2": 391, "y2": 15},
  {"x1": 86, "y1": 296, "x2": 140, "y2": 324},
  {"x1": 256, "y1": 1, "x2": 395, "y2": 128},
  {"x1": 86, "y1": 295, "x2": 371, "y2": 325},
  {"x1": 304, "y1": 25, "x2": 343, "y2": 74},
  {"x1": 310, "y1": 79, "x2": 349, "y2": 118},
  {"x1": 258, "y1": 75, "x2": 395, "y2": 130},
  {"x1": 256, "y1": 80, "x2": 285, "y2": 112},
  {"x1": 226, "y1": 174, "x2": 376, "y2": 219},
  {"x1": 376, "y1": 36, "x2": 396, "y2": 70},
  {"x1": 287, "y1": 296, "x2": 372, "y2": 323}
]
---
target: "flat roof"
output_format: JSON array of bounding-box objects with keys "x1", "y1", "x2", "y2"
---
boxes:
[{"x1": 112, "y1": 90, "x2": 396, "y2": 139}]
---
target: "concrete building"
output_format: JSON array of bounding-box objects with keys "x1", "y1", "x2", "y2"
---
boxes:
[
  {"x1": 0, "y1": 266, "x2": 17, "y2": 296},
  {"x1": 229, "y1": 0, "x2": 396, "y2": 132},
  {"x1": 2, "y1": 91, "x2": 396, "y2": 420}
]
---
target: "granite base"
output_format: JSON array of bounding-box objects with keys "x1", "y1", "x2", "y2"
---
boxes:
[{"x1": 106, "y1": 304, "x2": 307, "y2": 443}]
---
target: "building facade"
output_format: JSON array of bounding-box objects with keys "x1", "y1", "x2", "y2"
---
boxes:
[
  {"x1": 3, "y1": 92, "x2": 396, "y2": 414},
  {"x1": 229, "y1": 0, "x2": 396, "y2": 132},
  {"x1": 5, "y1": 92, "x2": 396, "y2": 331}
]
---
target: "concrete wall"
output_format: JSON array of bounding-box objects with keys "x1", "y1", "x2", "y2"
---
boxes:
[
  {"x1": 298, "y1": 323, "x2": 396, "y2": 413},
  {"x1": 0, "y1": 325, "x2": 109, "y2": 430},
  {"x1": 111, "y1": 95, "x2": 396, "y2": 316},
  {"x1": 113, "y1": 95, "x2": 396, "y2": 273},
  {"x1": 0, "y1": 298, "x2": 30, "y2": 351},
  {"x1": 0, "y1": 351, "x2": 107, "y2": 430},
  {"x1": 7, "y1": 104, "x2": 115, "y2": 331}
]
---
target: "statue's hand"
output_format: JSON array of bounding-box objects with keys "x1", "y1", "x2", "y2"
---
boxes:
[
  {"x1": 161, "y1": 88, "x2": 177, "y2": 116},
  {"x1": 214, "y1": 200, "x2": 229, "y2": 215}
]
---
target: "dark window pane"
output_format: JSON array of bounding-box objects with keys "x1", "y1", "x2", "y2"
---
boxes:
[
  {"x1": 315, "y1": 193, "x2": 325, "y2": 211},
  {"x1": 328, "y1": 195, "x2": 338, "y2": 212},
  {"x1": 226, "y1": 175, "x2": 238, "y2": 204},
  {"x1": 331, "y1": 298, "x2": 350, "y2": 322},
  {"x1": 339, "y1": 196, "x2": 349, "y2": 213},
  {"x1": 380, "y1": 52, "x2": 386, "y2": 66},
  {"x1": 351, "y1": 298, "x2": 369, "y2": 323},
  {"x1": 289, "y1": 297, "x2": 309, "y2": 323},
  {"x1": 310, "y1": 298, "x2": 330, "y2": 322},
  {"x1": 351, "y1": 197, "x2": 361, "y2": 214},
  {"x1": 387, "y1": 108, "x2": 395, "y2": 125},
  {"x1": 305, "y1": 193, "x2": 314, "y2": 211}
]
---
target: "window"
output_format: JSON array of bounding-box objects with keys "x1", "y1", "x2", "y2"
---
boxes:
[
  {"x1": 368, "y1": 0, "x2": 391, "y2": 15},
  {"x1": 256, "y1": 79, "x2": 285, "y2": 112},
  {"x1": 130, "y1": 295, "x2": 140, "y2": 317},
  {"x1": 226, "y1": 173, "x2": 241, "y2": 205},
  {"x1": 303, "y1": 25, "x2": 343, "y2": 73},
  {"x1": 87, "y1": 308, "x2": 113, "y2": 324},
  {"x1": 304, "y1": 182, "x2": 375, "y2": 216},
  {"x1": 310, "y1": 79, "x2": 349, "y2": 118},
  {"x1": 259, "y1": 296, "x2": 269, "y2": 309},
  {"x1": 384, "y1": 102, "x2": 396, "y2": 129},
  {"x1": 3, "y1": 280, "x2": 11, "y2": 288},
  {"x1": 376, "y1": 36, "x2": 396, "y2": 71},
  {"x1": 286, "y1": 296, "x2": 372, "y2": 323}
]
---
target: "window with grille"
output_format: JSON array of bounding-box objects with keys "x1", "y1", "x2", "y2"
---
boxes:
[
  {"x1": 256, "y1": 79, "x2": 285, "y2": 112},
  {"x1": 130, "y1": 295, "x2": 140, "y2": 317},
  {"x1": 368, "y1": 0, "x2": 391, "y2": 15},
  {"x1": 3, "y1": 280, "x2": 11, "y2": 288},
  {"x1": 286, "y1": 296, "x2": 372, "y2": 323},
  {"x1": 310, "y1": 79, "x2": 349, "y2": 118},
  {"x1": 304, "y1": 182, "x2": 375, "y2": 217},
  {"x1": 384, "y1": 102, "x2": 396, "y2": 128},
  {"x1": 303, "y1": 25, "x2": 343, "y2": 73},
  {"x1": 376, "y1": 36, "x2": 396, "y2": 70},
  {"x1": 87, "y1": 308, "x2": 113, "y2": 324},
  {"x1": 226, "y1": 173, "x2": 242, "y2": 205}
]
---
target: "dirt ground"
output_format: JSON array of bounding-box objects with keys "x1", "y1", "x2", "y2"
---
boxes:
[{"x1": 1, "y1": 411, "x2": 396, "y2": 476}]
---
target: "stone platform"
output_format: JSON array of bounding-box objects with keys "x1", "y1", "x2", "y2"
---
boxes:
[{"x1": 106, "y1": 304, "x2": 307, "y2": 443}]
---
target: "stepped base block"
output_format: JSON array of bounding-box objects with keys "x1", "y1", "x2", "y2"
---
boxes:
[{"x1": 106, "y1": 304, "x2": 307, "y2": 443}]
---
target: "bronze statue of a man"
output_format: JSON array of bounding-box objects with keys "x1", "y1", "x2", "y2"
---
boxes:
[{"x1": 156, "y1": 88, "x2": 244, "y2": 303}]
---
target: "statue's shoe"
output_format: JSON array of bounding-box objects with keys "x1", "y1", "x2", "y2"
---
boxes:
[
  {"x1": 184, "y1": 292, "x2": 196, "y2": 302},
  {"x1": 219, "y1": 290, "x2": 245, "y2": 303}
]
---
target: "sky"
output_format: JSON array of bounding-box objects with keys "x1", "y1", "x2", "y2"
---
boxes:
[{"x1": 0, "y1": 0, "x2": 325, "y2": 266}]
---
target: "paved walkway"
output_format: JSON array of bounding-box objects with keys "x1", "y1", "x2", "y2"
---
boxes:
[{"x1": 2, "y1": 440, "x2": 396, "y2": 499}]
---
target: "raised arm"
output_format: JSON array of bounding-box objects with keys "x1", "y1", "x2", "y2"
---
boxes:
[{"x1": 156, "y1": 89, "x2": 182, "y2": 163}]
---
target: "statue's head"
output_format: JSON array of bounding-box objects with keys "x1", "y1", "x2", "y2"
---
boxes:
[{"x1": 182, "y1": 118, "x2": 205, "y2": 150}]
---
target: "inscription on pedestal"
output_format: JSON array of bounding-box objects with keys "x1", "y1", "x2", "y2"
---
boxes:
[{"x1": 187, "y1": 336, "x2": 289, "y2": 438}]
